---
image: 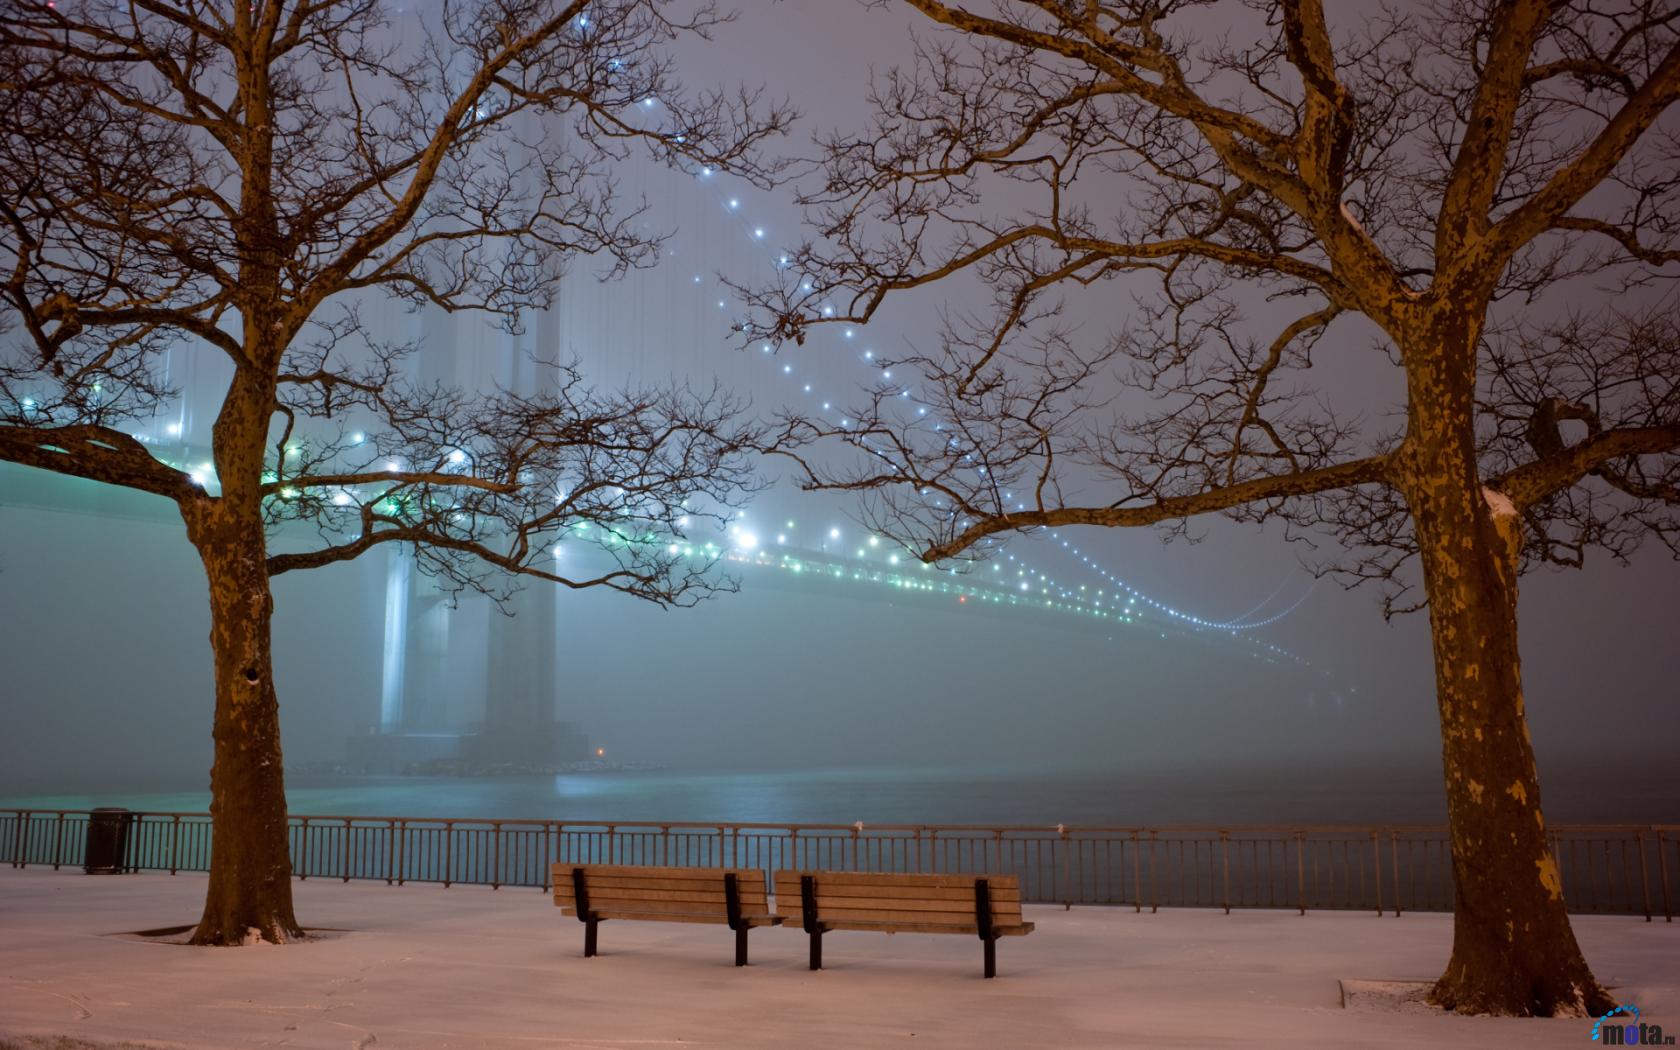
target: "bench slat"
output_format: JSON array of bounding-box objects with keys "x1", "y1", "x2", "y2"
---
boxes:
[
  {"x1": 551, "y1": 864, "x2": 764, "y2": 880},
  {"x1": 554, "y1": 868, "x2": 750, "y2": 884},
  {"x1": 779, "y1": 893, "x2": 1022, "y2": 912},
  {"x1": 554, "y1": 873, "x2": 754, "y2": 893},
  {"x1": 554, "y1": 887, "x2": 767, "y2": 906},
  {"x1": 774, "y1": 885, "x2": 1022, "y2": 917},
  {"x1": 789, "y1": 907, "x2": 992, "y2": 925},
  {"x1": 556, "y1": 897, "x2": 741, "y2": 918},
  {"x1": 775, "y1": 891, "x2": 1021, "y2": 914},
  {"x1": 560, "y1": 908, "x2": 782, "y2": 927},
  {"x1": 769, "y1": 882, "x2": 1019, "y2": 904},
  {"x1": 776, "y1": 893, "x2": 1014, "y2": 913},
  {"x1": 772, "y1": 870, "x2": 1021, "y2": 891},
  {"x1": 813, "y1": 920, "x2": 1035, "y2": 936},
  {"x1": 552, "y1": 863, "x2": 742, "y2": 879}
]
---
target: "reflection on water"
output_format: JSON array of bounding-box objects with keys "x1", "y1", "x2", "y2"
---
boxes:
[{"x1": 1, "y1": 758, "x2": 1669, "y2": 826}]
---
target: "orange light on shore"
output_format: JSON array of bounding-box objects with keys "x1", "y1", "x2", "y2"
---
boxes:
[{"x1": 595, "y1": 747, "x2": 605, "y2": 757}]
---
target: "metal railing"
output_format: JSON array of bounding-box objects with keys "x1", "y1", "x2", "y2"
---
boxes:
[{"x1": 3, "y1": 809, "x2": 1674, "y2": 920}]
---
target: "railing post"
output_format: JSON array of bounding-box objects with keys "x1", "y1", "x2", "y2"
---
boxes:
[
  {"x1": 1371, "y1": 830, "x2": 1382, "y2": 916},
  {"x1": 170, "y1": 815, "x2": 181, "y2": 876},
  {"x1": 1390, "y1": 831, "x2": 1403, "y2": 916},
  {"x1": 1556, "y1": 833, "x2": 1569, "y2": 902},
  {"x1": 1658, "y1": 831, "x2": 1672, "y2": 923},
  {"x1": 341, "y1": 819, "x2": 352, "y2": 883},
  {"x1": 1131, "y1": 832, "x2": 1141, "y2": 913},
  {"x1": 397, "y1": 820, "x2": 408, "y2": 886},
  {"x1": 1058, "y1": 823, "x2": 1072, "y2": 909},
  {"x1": 1295, "y1": 831, "x2": 1306, "y2": 916},
  {"x1": 1220, "y1": 831, "x2": 1231, "y2": 915},
  {"x1": 442, "y1": 821, "x2": 454, "y2": 888},
  {"x1": 1637, "y1": 830, "x2": 1653, "y2": 923},
  {"x1": 492, "y1": 822, "x2": 502, "y2": 889},
  {"x1": 544, "y1": 822, "x2": 557, "y2": 891},
  {"x1": 1148, "y1": 830, "x2": 1159, "y2": 914},
  {"x1": 52, "y1": 813, "x2": 66, "y2": 871},
  {"x1": 12, "y1": 811, "x2": 27, "y2": 868},
  {"x1": 298, "y1": 818, "x2": 311, "y2": 881},
  {"x1": 386, "y1": 820, "x2": 397, "y2": 886}
]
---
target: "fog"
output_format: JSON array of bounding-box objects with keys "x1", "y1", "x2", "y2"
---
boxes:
[
  {"x1": 1, "y1": 2, "x2": 1676, "y2": 816},
  {"x1": 5, "y1": 452, "x2": 1675, "y2": 803}
]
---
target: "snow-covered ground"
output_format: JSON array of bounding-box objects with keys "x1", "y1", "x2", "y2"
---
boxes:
[{"x1": 1, "y1": 869, "x2": 1675, "y2": 1048}]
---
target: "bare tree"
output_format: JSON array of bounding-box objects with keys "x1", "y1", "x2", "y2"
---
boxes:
[
  {"x1": 743, "y1": 0, "x2": 1680, "y2": 1017},
  {"x1": 0, "y1": 0, "x2": 790, "y2": 945}
]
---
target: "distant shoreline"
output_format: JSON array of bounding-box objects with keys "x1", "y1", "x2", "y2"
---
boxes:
[
  {"x1": 2, "y1": 759, "x2": 1673, "y2": 828},
  {"x1": 285, "y1": 759, "x2": 667, "y2": 778}
]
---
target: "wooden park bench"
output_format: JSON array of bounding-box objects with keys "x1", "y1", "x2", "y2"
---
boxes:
[
  {"x1": 773, "y1": 870, "x2": 1034, "y2": 978},
  {"x1": 550, "y1": 863, "x2": 783, "y2": 966}
]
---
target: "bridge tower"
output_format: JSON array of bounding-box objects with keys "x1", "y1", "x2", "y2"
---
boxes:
[{"x1": 350, "y1": 251, "x2": 590, "y2": 771}]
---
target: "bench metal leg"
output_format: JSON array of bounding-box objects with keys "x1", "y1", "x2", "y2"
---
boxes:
[
  {"x1": 801, "y1": 875, "x2": 824, "y2": 970},
  {"x1": 583, "y1": 918, "x2": 599, "y2": 958},
  {"x1": 975, "y1": 878, "x2": 998, "y2": 978},
  {"x1": 735, "y1": 926, "x2": 749, "y2": 967}
]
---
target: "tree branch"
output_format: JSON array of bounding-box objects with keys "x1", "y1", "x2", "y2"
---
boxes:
[
  {"x1": 1494, "y1": 423, "x2": 1680, "y2": 508},
  {"x1": 0, "y1": 423, "x2": 199, "y2": 502}
]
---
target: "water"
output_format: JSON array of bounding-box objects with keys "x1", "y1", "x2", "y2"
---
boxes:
[{"x1": 1, "y1": 757, "x2": 1668, "y2": 827}]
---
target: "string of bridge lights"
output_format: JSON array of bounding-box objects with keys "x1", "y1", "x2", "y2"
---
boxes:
[
  {"x1": 674, "y1": 122, "x2": 1314, "y2": 638},
  {"x1": 659, "y1": 532, "x2": 1313, "y2": 670},
  {"x1": 118, "y1": 422, "x2": 1303, "y2": 664}
]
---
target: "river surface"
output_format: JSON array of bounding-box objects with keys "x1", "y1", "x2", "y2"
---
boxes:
[{"x1": 1, "y1": 758, "x2": 1669, "y2": 827}]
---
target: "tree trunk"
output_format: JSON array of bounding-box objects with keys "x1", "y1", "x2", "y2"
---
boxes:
[
  {"x1": 183, "y1": 498, "x2": 302, "y2": 945},
  {"x1": 180, "y1": 368, "x2": 302, "y2": 945},
  {"x1": 1400, "y1": 319, "x2": 1610, "y2": 1017}
]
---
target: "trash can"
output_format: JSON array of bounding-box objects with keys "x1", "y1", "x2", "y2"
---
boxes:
[{"x1": 84, "y1": 808, "x2": 133, "y2": 874}]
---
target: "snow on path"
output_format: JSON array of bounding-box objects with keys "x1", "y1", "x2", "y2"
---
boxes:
[{"x1": 1, "y1": 870, "x2": 1675, "y2": 1048}]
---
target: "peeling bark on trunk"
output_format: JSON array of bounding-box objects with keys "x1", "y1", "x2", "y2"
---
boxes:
[
  {"x1": 181, "y1": 370, "x2": 301, "y2": 946},
  {"x1": 1401, "y1": 318, "x2": 1609, "y2": 1017},
  {"x1": 1413, "y1": 490, "x2": 1608, "y2": 1015}
]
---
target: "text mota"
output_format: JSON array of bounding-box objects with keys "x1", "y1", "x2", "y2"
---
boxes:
[{"x1": 1594, "y1": 1006, "x2": 1674, "y2": 1046}]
